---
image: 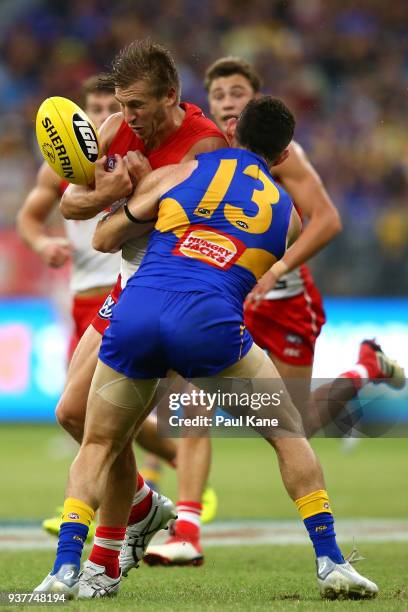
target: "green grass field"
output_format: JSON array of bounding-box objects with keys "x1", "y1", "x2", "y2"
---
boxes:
[
  {"x1": 0, "y1": 545, "x2": 407, "y2": 611},
  {"x1": 1, "y1": 425, "x2": 408, "y2": 520},
  {"x1": 0, "y1": 425, "x2": 407, "y2": 609}
]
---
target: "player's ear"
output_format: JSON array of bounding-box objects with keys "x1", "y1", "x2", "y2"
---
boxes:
[
  {"x1": 226, "y1": 118, "x2": 238, "y2": 144},
  {"x1": 270, "y1": 148, "x2": 290, "y2": 167},
  {"x1": 164, "y1": 87, "x2": 177, "y2": 106}
]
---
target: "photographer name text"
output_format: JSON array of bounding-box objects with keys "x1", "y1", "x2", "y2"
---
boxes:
[{"x1": 168, "y1": 415, "x2": 279, "y2": 428}]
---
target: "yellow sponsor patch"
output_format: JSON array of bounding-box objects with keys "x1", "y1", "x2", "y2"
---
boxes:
[{"x1": 173, "y1": 225, "x2": 245, "y2": 270}]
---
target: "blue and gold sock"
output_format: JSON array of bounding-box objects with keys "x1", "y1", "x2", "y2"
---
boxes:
[
  {"x1": 52, "y1": 497, "x2": 95, "y2": 574},
  {"x1": 295, "y1": 489, "x2": 344, "y2": 564}
]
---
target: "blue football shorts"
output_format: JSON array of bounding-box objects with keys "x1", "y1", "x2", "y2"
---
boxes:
[{"x1": 99, "y1": 285, "x2": 253, "y2": 379}]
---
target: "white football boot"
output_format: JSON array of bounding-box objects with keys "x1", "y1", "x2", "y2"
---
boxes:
[
  {"x1": 34, "y1": 564, "x2": 80, "y2": 599},
  {"x1": 119, "y1": 491, "x2": 177, "y2": 576},
  {"x1": 144, "y1": 538, "x2": 204, "y2": 567},
  {"x1": 78, "y1": 561, "x2": 121, "y2": 599},
  {"x1": 317, "y1": 556, "x2": 378, "y2": 599}
]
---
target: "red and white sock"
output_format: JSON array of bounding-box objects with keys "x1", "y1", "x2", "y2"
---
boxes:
[
  {"x1": 88, "y1": 526, "x2": 126, "y2": 578},
  {"x1": 127, "y1": 473, "x2": 153, "y2": 525},
  {"x1": 341, "y1": 340, "x2": 390, "y2": 390},
  {"x1": 173, "y1": 501, "x2": 202, "y2": 542}
]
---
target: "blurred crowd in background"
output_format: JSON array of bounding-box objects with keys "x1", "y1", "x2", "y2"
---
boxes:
[{"x1": 1, "y1": 0, "x2": 407, "y2": 297}]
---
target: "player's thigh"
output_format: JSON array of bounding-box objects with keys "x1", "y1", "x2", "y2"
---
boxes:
[
  {"x1": 217, "y1": 344, "x2": 305, "y2": 437},
  {"x1": 268, "y1": 356, "x2": 313, "y2": 381},
  {"x1": 268, "y1": 354, "x2": 312, "y2": 410},
  {"x1": 85, "y1": 359, "x2": 158, "y2": 449},
  {"x1": 219, "y1": 342, "x2": 278, "y2": 379}
]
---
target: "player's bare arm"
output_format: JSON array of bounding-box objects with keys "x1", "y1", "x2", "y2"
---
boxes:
[
  {"x1": 60, "y1": 113, "x2": 133, "y2": 220},
  {"x1": 91, "y1": 165, "x2": 165, "y2": 253},
  {"x1": 286, "y1": 206, "x2": 303, "y2": 248},
  {"x1": 93, "y1": 161, "x2": 197, "y2": 253},
  {"x1": 272, "y1": 141, "x2": 342, "y2": 273},
  {"x1": 16, "y1": 162, "x2": 72, "y2": 268},
  {"x1": 247, "y1": 143, "x2": 341, "y2": 301}
]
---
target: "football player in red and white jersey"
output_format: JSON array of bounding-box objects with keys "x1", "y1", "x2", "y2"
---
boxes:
[
  {"x1": 17, "y1": 74, "x2": 121, "y2": 357},
  {"x1": 143, "y1": 57, "x2": 404, "y2": 567},
  {"x1": 17, "y1": 72, "x2": 178, "y2": 540},
  {"x1": 36, "y1": 40, "x2": 227, "y2": 596}
]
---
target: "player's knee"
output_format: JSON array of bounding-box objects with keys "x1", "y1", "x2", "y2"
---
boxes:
[
  {"x1": 55, "y1": 396, "x2": 85, "y2": 440},
  {"x1": 82, "y1": 430, "x2": 127, "y2": 463}
]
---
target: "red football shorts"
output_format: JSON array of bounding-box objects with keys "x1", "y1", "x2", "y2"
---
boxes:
[
  {"x1": 68, "y1": 290, "x2": 111, "y2": 359},
  {"x1": 244, "y1": 284, "x2": 326, "y2": 367},
  {"x1": 91, "y1": 274, "x2": 122, "y2": 335}
]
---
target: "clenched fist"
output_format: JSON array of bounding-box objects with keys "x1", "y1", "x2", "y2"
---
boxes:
[{"x1": 36, "y1": 236, "x2": 72, "y2": 268}]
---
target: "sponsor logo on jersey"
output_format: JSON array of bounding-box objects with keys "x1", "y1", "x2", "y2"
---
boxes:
[
  {"x1": 72, "y1": 113, "x2": 98, "y2": 162},
  {"x1": 41, "y1": 117, "x2": 74, "y2": 179},
  {"x1": 98, "y1": 294, "x2": 115, "y2": 320},
  {"x1": 236, "y1": 219, "x2": 249, "y2": 230},
  {"x1": 173, "y1": 225, "x2": 245, "y2": 270},
  {"x1": 273, "y1": 279, "x2": 288, "y2": 291},
  {"x1": 106, "y1": 155, "x2": 116, "y2": 172}
]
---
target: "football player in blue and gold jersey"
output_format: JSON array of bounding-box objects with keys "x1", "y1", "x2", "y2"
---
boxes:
[{"x1": 35, "y1": 96, "x2": 378, "y2": 601}]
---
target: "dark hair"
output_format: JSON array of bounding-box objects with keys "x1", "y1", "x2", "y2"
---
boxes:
[
  {"x1": 111, "y1": 39, "x2": 180, "y2": 99},
  {"x1": 204, "y1": 56, "x2": 262, "y2": 92},
  {"x1": 236, "y1": 97, "x2": 295, "y2": 164},
  {"x1": 80, "y1": 73, "x2": 115, "y2": 103}
]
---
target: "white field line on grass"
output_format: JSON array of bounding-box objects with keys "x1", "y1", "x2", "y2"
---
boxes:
[{"x1": 1, "y1": 519, "x2": 408, "y2": 550}]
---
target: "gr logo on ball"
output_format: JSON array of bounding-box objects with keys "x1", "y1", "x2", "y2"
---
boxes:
[{"x1": 72, "y1": 114, "x2": 98, "y2": 162}]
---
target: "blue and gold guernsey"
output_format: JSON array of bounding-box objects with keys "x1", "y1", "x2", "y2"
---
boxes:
[
  {"x1": 131, "y1": 149, "x2": 292, "y2": 303},
  {"x1": 100, "y1": 149, "x2": 293, "y2": 378}
]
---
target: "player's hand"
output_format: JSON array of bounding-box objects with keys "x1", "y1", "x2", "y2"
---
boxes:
[
  {"x1": 36, "y1": 236, "x2": 72, "y2": 268},
  {"x1": 245, "y1": 269, "x2": 278, "y2": 310},
  {"x1": 94, "y1": 155, "x2": 134, "y2": 205},
  {"x1": 124, "y1": 151, "x2": 152, "y2": 186}
]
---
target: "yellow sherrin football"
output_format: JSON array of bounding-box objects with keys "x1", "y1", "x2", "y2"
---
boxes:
[{"x1": 36, "y1": 96, "x2": 100, "y2": 185}]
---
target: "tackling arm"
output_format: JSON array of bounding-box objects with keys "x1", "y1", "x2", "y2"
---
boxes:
[
  {"x1": 92, "y1": 134, "x2": 225, "y2": 253},
  {"x1": 16, "y1": 163, "x2": 72, "y2": 268},
  {"x1": 92, "y1": 164, "x2": 182, "y2": 253}
]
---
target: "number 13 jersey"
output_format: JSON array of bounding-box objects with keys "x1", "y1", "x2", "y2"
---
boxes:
[{"x1": 130, "y1": 148, "x2": 293, "y2": 304}]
